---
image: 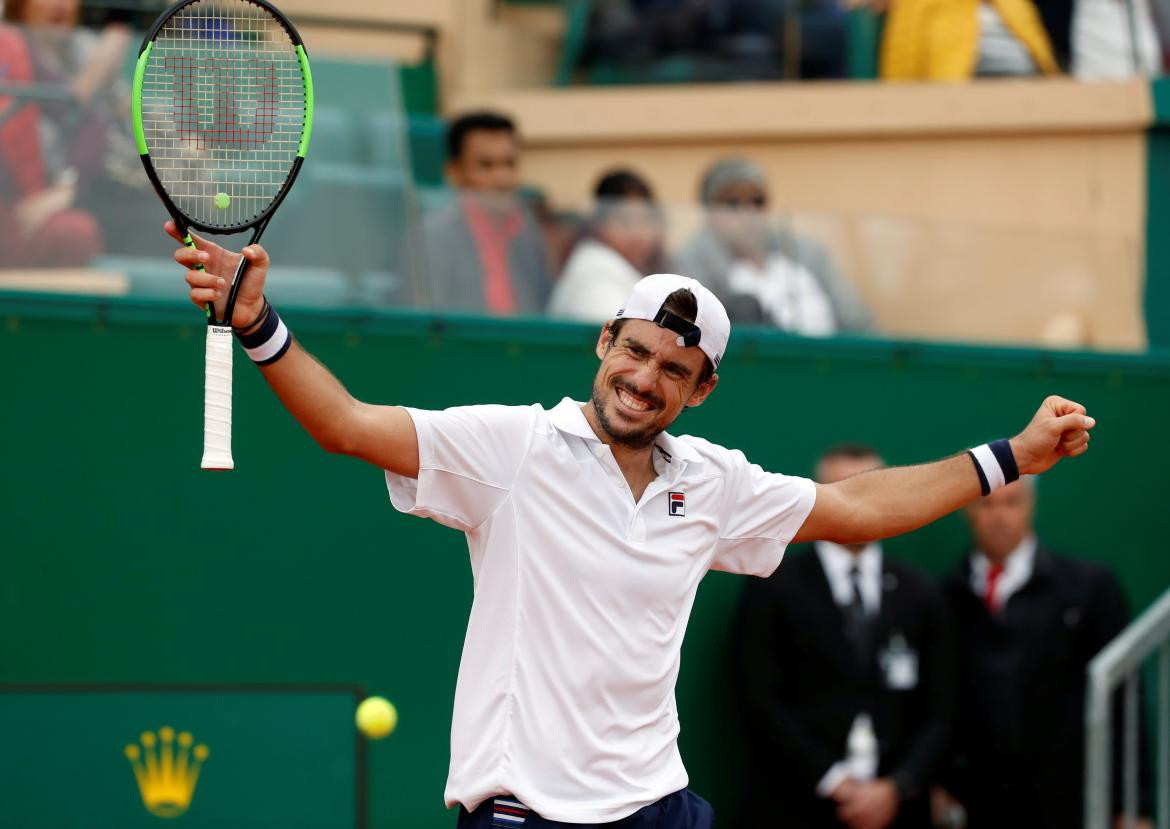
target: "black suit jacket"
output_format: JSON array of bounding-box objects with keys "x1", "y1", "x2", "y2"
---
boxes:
[
  {"x1": 734, "y1": 546, "x2": 956, "y2": 829},
  {"x1": 942, "y1": 545, "x2": 1134, "y2": 829}
]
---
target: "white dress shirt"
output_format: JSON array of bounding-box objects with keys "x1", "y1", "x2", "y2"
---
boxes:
[
  {"x1": 813, "y1": 541, "x2": 883, "y2": 796},
  {"x1": 817, "y1": 541, "x2": 882, "y2": 615},
  {"x1": 969, "y1": 535, "x2": 1037, "y2": 610}
]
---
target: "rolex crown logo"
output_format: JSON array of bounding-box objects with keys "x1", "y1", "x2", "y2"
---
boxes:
[{"x1": 124, "y1": 726, "x2": 210, "y2": 818}]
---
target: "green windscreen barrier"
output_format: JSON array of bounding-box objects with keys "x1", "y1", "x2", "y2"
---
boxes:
[
  {"x1": 0, "y1": 687, "x2": 362, "y2": 828},
  {"x1": 2, "y1": 297, "x2": 1169, "y2": 827}
]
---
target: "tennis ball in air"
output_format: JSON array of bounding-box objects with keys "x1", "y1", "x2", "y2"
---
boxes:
[
  {"x1": 214, "y1": 192, "x2": 231, "y2": 210},
  {"x1": 355, "y1": 696, "x2": 397, "y2": 739}
]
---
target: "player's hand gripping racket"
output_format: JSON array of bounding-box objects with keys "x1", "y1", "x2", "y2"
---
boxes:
[{"x1": 132, "y1": 0, "x2": 313, "y2": 469}]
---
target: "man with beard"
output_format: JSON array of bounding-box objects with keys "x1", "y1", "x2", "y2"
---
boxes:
[{"x1": 171, "y1": 224, "x2": 1097, "y2": 829}]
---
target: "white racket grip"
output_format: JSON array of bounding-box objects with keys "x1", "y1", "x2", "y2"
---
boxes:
[{"x1": 201, "y1": 324, "x2": 234, "y2": 470}]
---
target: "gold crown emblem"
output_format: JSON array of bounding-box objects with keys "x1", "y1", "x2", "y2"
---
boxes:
[{"x1": 124, "y1": 726, "x2": 210, "y2": 818}]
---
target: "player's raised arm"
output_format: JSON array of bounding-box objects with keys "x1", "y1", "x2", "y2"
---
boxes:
[
  {"x1": 793, "y1": 396, "x2": 1095, "y2": 544},
  {"x1": 169, "y1": 223, "x2": 420, "y2": 478}
]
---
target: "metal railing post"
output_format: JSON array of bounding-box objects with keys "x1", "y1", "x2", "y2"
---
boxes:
[
  {"x1": 1159, "y1": 643, "x2": 1169, "y2": 829},
  {"x1": 1087, "y1": 666, "x2": 1115, "y2": 829},
  {"x1": 1086, "y1": 588, "x2": 1170, "y2": 829}
]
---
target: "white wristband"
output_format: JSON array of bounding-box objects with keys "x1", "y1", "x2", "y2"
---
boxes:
[{"x1": 967, "y1": 439, "x2": 1020, "y2": 495}]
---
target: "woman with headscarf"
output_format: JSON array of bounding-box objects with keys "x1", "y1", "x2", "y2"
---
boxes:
[
  {"x1": 548, "y1": 169, "x2": 667, "y2": 322},
  {"x1": 675, "y1": 157, "x2": 875, "y2": 336}
]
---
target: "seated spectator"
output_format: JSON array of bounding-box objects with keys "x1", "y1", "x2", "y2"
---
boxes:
[
  {"x1": 675, "y1": 158, "x2": 874, "y2": 335},
  {"x1": 1032, "y1": 0, "x2": 1163, "y2": 77},
  {"x1": 880, "y1": 0, "x2": 1060, "y2": 80},
  {"x1": 518, "y1": 186, "x2": 584, "y2": 281},
  {"x1": 0, "y1": 21, "x2": 100, "y2": 267},
  {"x1": 3, "y1": 0, "x2": 143, "y2": 255},
  {"x1": 548, "y1": 169, "x2": 666, "y2": 322},
  {"x1": 580, "y1": 0, "x2": 848, "y2": 83},
  {"x1": 413, "y1": 112, "x2": 551, "y2": 315},
  {"x1": 736, "y1": 443, "x2": 955, "y2": 829},
  {"x1": 937, "y1": 477, "x2": 1148, "y2": 829},
  {"x1": 1070, "y1": 0, "x2": 1162, "y2": 79}
]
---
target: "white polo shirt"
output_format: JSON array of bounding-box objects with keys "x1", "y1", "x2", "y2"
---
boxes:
[{"x1": 385, "y1": 398, "x2": 816, "y2": 823}]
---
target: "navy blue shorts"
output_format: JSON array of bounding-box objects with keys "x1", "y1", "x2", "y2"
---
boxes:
[{"x1": 456, "y1": 790, "x2": 715, "y2": 828}]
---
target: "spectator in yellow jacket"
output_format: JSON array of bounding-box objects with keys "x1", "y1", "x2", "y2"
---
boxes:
[{"x1": 879, "y1": 0, "x2": 1060, "y2": 80}]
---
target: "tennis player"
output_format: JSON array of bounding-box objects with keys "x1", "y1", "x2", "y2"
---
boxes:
[{"x1": 170, "y1": 223, "x2": 1095, "y2": 829}]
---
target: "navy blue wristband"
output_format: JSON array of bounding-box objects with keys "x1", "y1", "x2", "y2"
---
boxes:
[
  {"x1": 988, "y1": 439, "x2": 1020, "y2": 484},
  {"x1": 967, "y1": 450, "x2": 992, "y2": 496},
  {"x1": 235, "y1": 303, "x2": 291, "y2": 365},
  {"x1": 968, "y1": 439, "x2": 1020, "y2": 496}
]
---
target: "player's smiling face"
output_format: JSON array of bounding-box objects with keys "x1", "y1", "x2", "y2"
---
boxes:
[{"x1": 588, "y1": 319, "x2": 717, "y2": 449}]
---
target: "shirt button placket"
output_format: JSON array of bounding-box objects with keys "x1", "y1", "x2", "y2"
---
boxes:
[{"x1": 630, "y1": 512, "x2": 646, "y2": 542}]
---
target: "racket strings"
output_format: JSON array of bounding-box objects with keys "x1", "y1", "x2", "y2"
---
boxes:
[{"x1": 140, "y1": 0, "x2": 306, "y2": 229}]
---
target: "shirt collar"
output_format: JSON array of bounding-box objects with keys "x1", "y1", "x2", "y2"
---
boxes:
[
  {"x1": 546, "y1": 397, "x2": 703, "y2": 464},
  {"x1": 970, "y1": 534, "x2": 1037, "y2": 586},
  {"x1": 817, "y1": 540, "x2": 883, "y2": 580},
  {"x1": 460, "y1": 192, "x2": 524, "y2": 234}
]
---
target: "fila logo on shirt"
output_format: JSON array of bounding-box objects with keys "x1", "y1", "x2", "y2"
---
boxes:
[{"x1": 668, "y1": 491, "x2": 686, "y2": 517}]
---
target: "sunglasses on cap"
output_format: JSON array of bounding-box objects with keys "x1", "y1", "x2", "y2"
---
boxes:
[{"x1": 652, "y1": 306, "x2": 702, "y2": 348}]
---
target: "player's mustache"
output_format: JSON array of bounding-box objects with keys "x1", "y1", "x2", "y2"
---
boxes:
[{"x1": 612, "y1": 379, "x2": 663, "y2": 410}]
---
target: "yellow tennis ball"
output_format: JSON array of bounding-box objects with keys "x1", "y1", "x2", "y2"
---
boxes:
[
  {"x1": 214, "y1": 192, "x2": 230, "y2": 209},
  {"x1": 355, "y1": 696, "x2": 397, "y2": 739}
]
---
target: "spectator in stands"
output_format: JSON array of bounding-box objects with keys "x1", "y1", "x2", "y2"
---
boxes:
[
  {"x1": 548, "y1": 169, "x2": 666, "y2": 322},
  {"x1": 519, "y1": 186, "x2": 583, "y2": 280},
  {"x1": 879, "y1": 0, "x2": 1060, "y2": 79},
  {"x1": 1069, "y1": 0, "x2": 1163, "y2": 79},
  {"x1": 416, "y1": 111, "x2": 551, "y2": 315},
  {"x1": 1030, "y1": 0, "x2": 1164, "y2": 77},
  {"x1": 579, "y1": 0, "x2": 848, "y2": 82},
  {"x1": 936, "y1": 476, "x2": 1144, "y2": 829},
  {"x1": 736, "y1": 443, "x2": 955, "y2": 829},
  {"x1": 0, "y1": 19, "x2": 100, "y2": 267},
  {"x1": 675, "y1": 158, "x2": 874, "y2": 335},
  {"x1": 2, "y1": 0, "x2": 141, "y2": 257}
]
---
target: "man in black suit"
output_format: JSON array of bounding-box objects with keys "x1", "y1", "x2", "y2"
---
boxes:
[
  {"x1": 736, "y1": 444, "x2": 956, "y2": 829},
  {"x1": 936, "y1": 476, "x2": 1137, "y2": 829}
]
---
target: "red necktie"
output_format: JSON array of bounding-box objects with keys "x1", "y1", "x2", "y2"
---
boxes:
[
  {"x1": 985, "y1": 562, "x2": 1006, "y2": 612},
  {"x1": 462, "y1": 196, "x2": 522, "y2": 314}
]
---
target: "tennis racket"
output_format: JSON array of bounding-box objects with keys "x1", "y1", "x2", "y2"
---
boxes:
[{"x1": 131, "y1": 0, "x2": 313, "y2": 470}]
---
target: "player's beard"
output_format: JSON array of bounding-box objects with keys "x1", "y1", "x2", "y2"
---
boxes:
[{"x1": 590, "y1": 374, "x2": 668, "y2": 449}]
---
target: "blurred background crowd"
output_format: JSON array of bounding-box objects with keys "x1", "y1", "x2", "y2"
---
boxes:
[{"x1": 2, "y1": 0, "x2": 1167, "y2": 348}]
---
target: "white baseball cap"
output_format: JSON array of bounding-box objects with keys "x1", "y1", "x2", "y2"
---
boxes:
[{"x1": 615, "y1": 273, "x2": 730, "y2": 370}]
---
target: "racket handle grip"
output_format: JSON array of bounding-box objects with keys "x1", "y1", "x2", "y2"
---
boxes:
[{"x1": 201, "y1": 324, "x2": 234, "y2": 470}]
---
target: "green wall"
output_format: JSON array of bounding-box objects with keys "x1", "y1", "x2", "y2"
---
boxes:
[
  {"x1": 0, "y1": 688, "x2": 361, "y2": 828},
  {"x1": 3, "y1": 296, "x2": 1169, "y2": 828}
]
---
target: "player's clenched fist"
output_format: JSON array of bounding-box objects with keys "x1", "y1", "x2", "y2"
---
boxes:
[
  {"x1": 165, "y1": 221, "x2": 268, "y2": 329},
  {"x1": 1009, "y1": 395, "x2": 1096, "y2": 475}
]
